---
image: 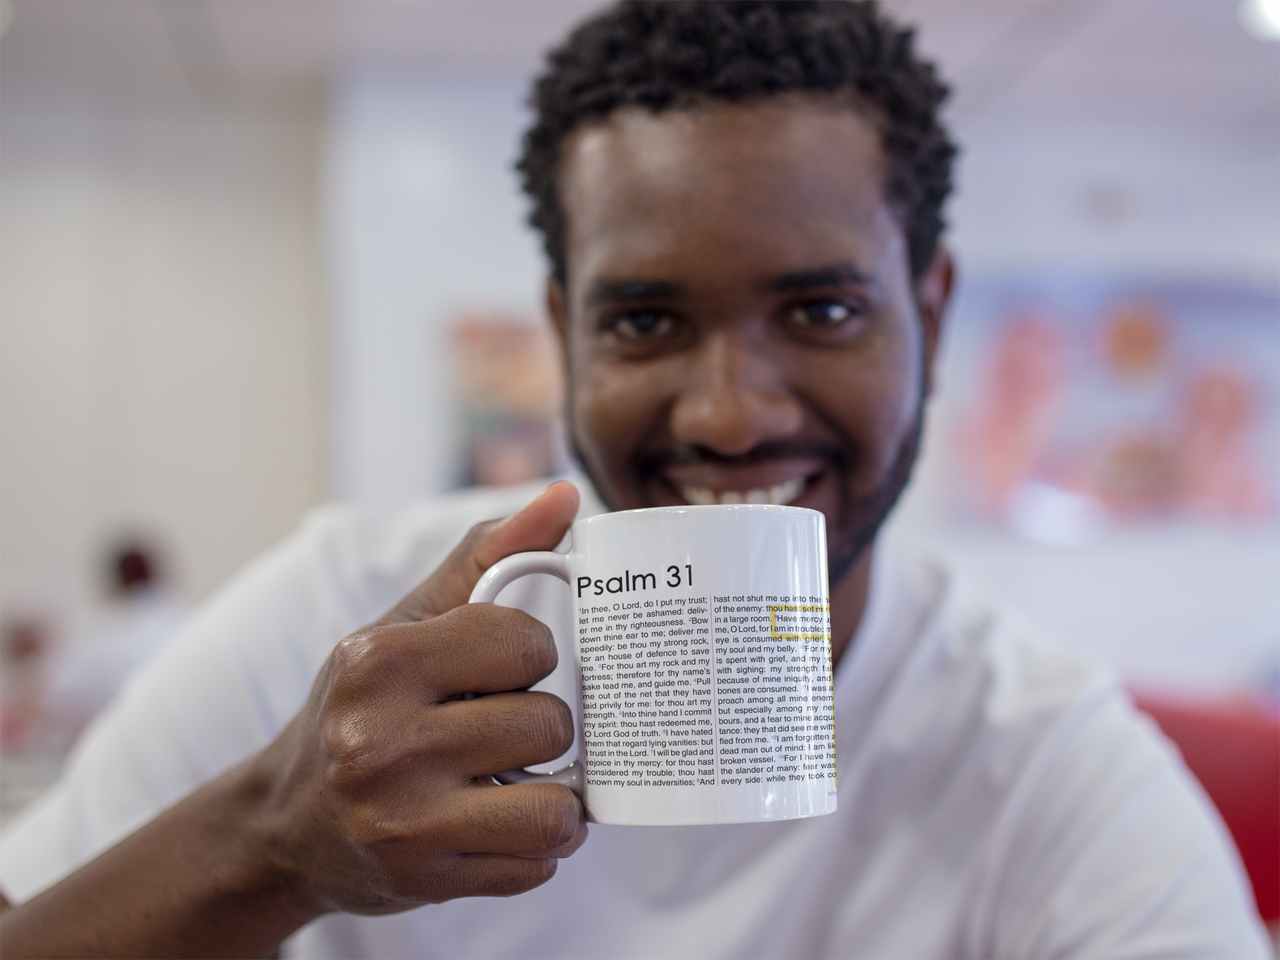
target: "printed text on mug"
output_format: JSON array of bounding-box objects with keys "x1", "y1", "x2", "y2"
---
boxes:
[{"x1": 577, "y1": 565, "x2": 694, "y2": 597}]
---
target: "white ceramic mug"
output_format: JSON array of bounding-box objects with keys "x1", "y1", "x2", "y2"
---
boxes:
[{"x1": 469, "y1": 503, "x2": 837, "y2": 826}]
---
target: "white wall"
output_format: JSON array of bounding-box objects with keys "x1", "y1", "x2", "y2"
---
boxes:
[
  {"x1": 324, "y1": 69, "x2": 547, "y2": 500},
  {"x1": 947, "y1": 118, "x2": 1280, "y2": 280},
  {"x1": 0, "y1": 95, "x2": 325, "y2": 631}
]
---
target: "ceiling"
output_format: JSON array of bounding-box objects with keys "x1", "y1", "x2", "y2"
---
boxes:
[{"x1": 0, "y1": 0, "x2": 1277, "y2": 131}]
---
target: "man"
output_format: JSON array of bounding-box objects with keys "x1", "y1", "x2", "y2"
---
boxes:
[{"x1": 0, "y1": 2, "x2": 1267, "y2": 957}]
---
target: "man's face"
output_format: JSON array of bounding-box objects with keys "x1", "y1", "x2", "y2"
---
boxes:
[{"x1": 550, "y1": 98, "x2": 949, "y2": 583}]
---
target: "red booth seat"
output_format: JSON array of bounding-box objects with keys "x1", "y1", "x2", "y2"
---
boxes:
[{"x1": 1131, "y1": 690, "x2": 1280, "y2": 926}]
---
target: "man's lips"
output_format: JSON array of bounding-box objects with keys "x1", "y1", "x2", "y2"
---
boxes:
[{"x1": 662, "y1": 460, "x2": 823, "y2": 506}]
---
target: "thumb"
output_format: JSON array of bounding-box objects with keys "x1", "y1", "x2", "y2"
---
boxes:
[{"x1": 379, "y1": 480, "x2": 580, "y2": 623}]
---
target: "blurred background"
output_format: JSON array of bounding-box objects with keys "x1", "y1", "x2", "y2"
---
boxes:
[{"x1": 1, "y1": 0, "x2": 1277, "y2": 891}]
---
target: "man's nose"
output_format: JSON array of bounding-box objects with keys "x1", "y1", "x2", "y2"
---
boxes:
[{"x1": 669, "y1": 332, "x2": 803, "y2": 455}]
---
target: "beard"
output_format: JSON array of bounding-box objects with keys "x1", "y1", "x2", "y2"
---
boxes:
[
  {"x1": 823, "y1": 402, "x2": 924, "y2": 586},
  {"x1": 568, "y1": 394, "x2": 927, "y2": 593}
]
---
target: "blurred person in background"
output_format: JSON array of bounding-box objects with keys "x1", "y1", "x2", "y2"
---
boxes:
[
  {"x1": 42, "y1": 541, "x2": 189, "y2": 749},
  {"x1": 0, "y1": 617, "x2": 52, "y2": 755},
  {"x1": 0, "y1": 2, "x2": 1268, "y2": 958}
]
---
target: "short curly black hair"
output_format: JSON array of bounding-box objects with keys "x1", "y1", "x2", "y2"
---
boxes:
[{"x1": 518, "y1": 0, "x2": 957, "y2": 286}]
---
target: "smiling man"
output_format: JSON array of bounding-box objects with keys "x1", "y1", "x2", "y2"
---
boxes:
[
  {"x1": 546, "y1": 93, "x2": 946, "y2": 660},
  {"x1": 0, "y1": 3, "x2": 1268, "y2": 958}
]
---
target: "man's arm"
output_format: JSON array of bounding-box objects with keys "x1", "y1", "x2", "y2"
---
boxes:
[
  {"x1": 0, "y1": 482, "x2": 588, "y2": 959},
  {"x1": 0, "y1": 755, "x2": 322, "y2": 958}
]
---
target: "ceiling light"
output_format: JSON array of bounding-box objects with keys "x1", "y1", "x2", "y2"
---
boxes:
[{"x1": 1240, "y1": 0, "x2": 1280, "y2": 40}]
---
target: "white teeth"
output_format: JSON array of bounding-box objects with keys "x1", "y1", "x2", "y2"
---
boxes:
[
  {"x1": 680, "y1": 486, "x2": 717, "y2": 505},
  {"x1": 766, "y1": 478, "x2": 805, "y2": 504},
  {"x1": 677, "y1": 477, "x2": 806, "y2": 506}
]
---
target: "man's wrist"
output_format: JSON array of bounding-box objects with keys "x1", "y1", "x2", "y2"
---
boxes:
[{"x1": 204, "y1": 754, "x2": 330, "y2": 944}]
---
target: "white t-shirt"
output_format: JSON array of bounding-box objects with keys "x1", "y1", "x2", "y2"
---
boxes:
[{"x1": 0, "y1": 480, "x2": 1268, "y2": 958}]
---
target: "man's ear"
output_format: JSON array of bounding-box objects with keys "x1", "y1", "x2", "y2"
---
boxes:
[
  {"x1": 546, "y1": 275, "x2": 569, "y2": 347},
  {"x1": 915, "y1": 246, "x2": 955, "y2": 397}
]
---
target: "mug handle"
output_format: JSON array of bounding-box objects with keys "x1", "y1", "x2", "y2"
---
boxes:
[{"x1": 468, "y1": 551, "x2": 584, "y2": 796}]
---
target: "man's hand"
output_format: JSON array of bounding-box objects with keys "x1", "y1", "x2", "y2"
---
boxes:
[
  {"x1": 251, "y1": 479, "x2": 588, "y2": 914},
  {"x1": 0, "y1": 481, "x2": 585, "y2": 958}
]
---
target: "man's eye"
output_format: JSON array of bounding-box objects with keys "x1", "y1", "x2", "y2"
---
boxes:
[
  {"x1": 787, "y1": 301, "x2": 857, "y2": 328},
  {"x1": 607, "y1": 310, "x2": 674, "y2": 341}
]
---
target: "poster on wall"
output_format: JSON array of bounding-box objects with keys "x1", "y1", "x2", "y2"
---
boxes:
[
  {"x1": 451, "y1": 312, "x2": 568, "y2": 488},
  {"x1": 944, "y1": 275, "x2": 1279, "y2": 543}
]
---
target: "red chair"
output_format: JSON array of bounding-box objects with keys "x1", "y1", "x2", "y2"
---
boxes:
[{"x1": 1131, "y1": 690, "x2": 1280, "y2": 926}]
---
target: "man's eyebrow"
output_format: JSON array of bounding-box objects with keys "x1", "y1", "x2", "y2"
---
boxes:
[
  {"x1": 584, "y1": 278, "x2": 685, "y2": 306},
  {"x1": 764, "y1": 262, "x2": 874, "y2": 293}
]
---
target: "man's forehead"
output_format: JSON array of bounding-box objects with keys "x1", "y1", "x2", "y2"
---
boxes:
[
  {"x1": 557, "y1": 98, "x2": 899, "y2": 289},
  {"x1": 561, "y1": 97, "x2": 886, "y2": 192}
]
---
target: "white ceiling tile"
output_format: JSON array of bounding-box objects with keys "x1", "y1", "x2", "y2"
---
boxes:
[
  {"x1": 1, "y1": 0, "x2": 1276, "y2": 132},
  {"x1": 1003, "y1": 0, "x2": 1279, "y2": 123}
]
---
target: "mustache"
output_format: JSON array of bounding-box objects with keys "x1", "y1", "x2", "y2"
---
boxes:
[{"x1": 634, "y1": 439, "x2": 854, "y2": 478}]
